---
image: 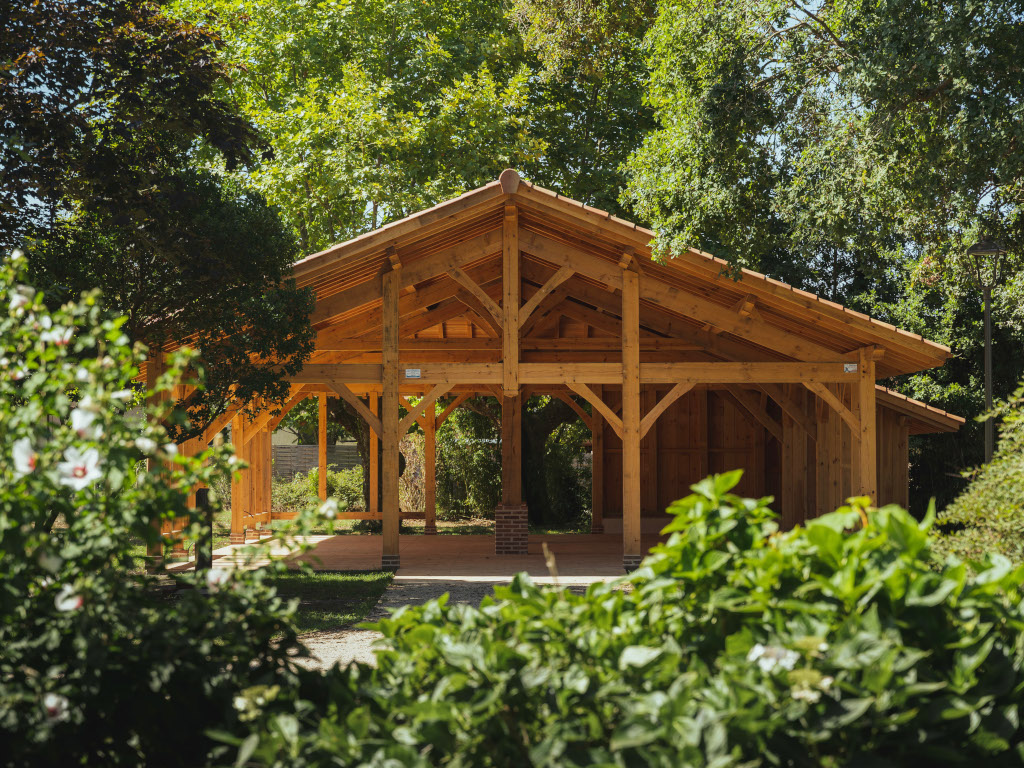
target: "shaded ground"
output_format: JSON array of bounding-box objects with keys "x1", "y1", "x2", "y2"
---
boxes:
[{"x1": 269, "y1": 570, "x2": 393, "y2": 634}]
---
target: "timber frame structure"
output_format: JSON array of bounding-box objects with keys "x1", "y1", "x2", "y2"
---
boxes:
[{"x1": 158, "y1": 170, "x2": 962, "y2": 571}]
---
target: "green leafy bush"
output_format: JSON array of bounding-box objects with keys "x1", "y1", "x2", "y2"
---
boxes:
[
  {"x1": 935, "y1": 382, "x2": 1024, "y2": 562},
  {"x1": 227, "y1": 473, "x2": 1024, "y2": 766},
  {"x1": 436, "y1": 406, "x2": 500, "y2": 519},
  {"x1": 0, "y1": 255, "x2": 316, "y2": 766},
  {"x1": 304, "y1": 465, "x2": 365, "y2": 511}
]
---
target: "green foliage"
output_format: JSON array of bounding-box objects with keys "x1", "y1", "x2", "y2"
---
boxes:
[
  {"x1": 223, "y1": 472, "x2": 1024, "y2": 766},
  {"x1": 173, "y1": 0, "x2": 543, "y2": 253},
  {"x1": 536, "y1": 405, "x2": 591, "y2": 528},
  {"x1": 305, "y1": 466, "x2": 366, "y2": 512},
  {"x1": 623, "y1": 0, "x2": 1024, "y2": 507},
  {"x1": 436, "y1": 402, "x2": 501, "y2": 519},
  {"x1": 935, "y1": 382, "x2": 1024, "y2": 562},
  {"x1": 0, "y1": 255, "x2": 324, "y2": 766},
  {"x1": 28, "y1": 170, "x2": 315, "y2": 442},
  {"x1": 510, "y1": 0, "x2": 657, "y2": 214},
  {"x1": 1, "y1": 0, "x2": 264, "y2": 249}
]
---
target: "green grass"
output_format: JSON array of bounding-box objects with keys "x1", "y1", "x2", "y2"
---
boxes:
[{"x1": 269, "y1": 569, "x2": 393, "y2": 634}]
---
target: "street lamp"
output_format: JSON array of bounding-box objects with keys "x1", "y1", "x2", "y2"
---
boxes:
[{"x1": 965, "y1": 238, "x2": 1006, "y2": 463}]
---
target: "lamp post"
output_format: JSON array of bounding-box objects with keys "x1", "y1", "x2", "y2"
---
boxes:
[{"x1": 965, "y1": 238, "x2": 1006, "y2": 463}]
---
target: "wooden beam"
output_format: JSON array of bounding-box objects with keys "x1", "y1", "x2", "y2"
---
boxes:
[
  {"x1": 382, "y1": 264, "x2": 401, "y2": 569},
  {"x1": 591, "y1": 384, "x2": 605, "y2": 534},
  {"x1": 723, "y1": 385, "x2": 784, "y2": 442},
  {"x1": 501, "y1": 392, "x2": 523, "y2": 504},
  {"x1": 551, "y1": 391, "x2": 593, "y2": 430},
  {"x1": 369, "y1": 393, "x2": 379, "y2": 518},
  {"x1": 758, "y1": 383, "x2": 817, "y2": 441},
  {"x1": 621, "y1": 266, "x2": 642, "y2": 567},
  {"x1": 308, "y1": 228, "x2": 503, "y2": 325},
  {"x1": 317, "y1": 394, "x2": 328, "y2": 502},
  {"x1": 399, "y1": 383, "x2": 452, "y2": 433},
  {"x1": 519, "y1": 265, "x2": 573, "y2": 329},
  {"x1": 229, "y1": 413, "x2": 247, "y2": 545},
  {"x1": 640, "y1": 382, "x2": 694, "y2": 440},
  {"x1": 805, "y1": 382, "x2": 859, "y2": 432},
  {"x1": 288, "y1": 364, "x2": 382, "y2": 384},
  {"x1": 857, "y1": 347, "x2": 877, "y2": 502},
  {"x1": 454, "y1": 290, "x2": 502, "y2": 337},
  {"x1": 523, "y1": 231, "x2": 848, "y2": 362},
  {"x1": 329, "y1": 382, "x2": 383, "y2": 436},
  {"x1": 521, "y1": 363, "x2": 623, "y2": 385},
  {"x1": 503, "y1": 202, "x2": 520, "y2": 397},
  {"x1": 639, "y1": 362, "x2": 859, "y2": 384},
  {"x1": 424, "y1": 411, "x2": 437, "y2": 534},
  {"x1": 520, "y1": 230, "x2": 623, "y2": 290},
  {"x1": 566, "y1": 382, "x2": 622, "y2": 438},
  {"x1": 265, "y1": 388, "x2": 309, "y2": 433},
  {"x1": 451, "y1": 266, "x2": 502, "y2": 325}
]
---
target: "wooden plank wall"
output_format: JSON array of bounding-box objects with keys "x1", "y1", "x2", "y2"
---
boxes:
[{"x1": 599, "y1": 384, "x2": 911, "y2": 525}]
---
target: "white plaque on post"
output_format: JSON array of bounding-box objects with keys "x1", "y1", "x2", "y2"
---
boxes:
[{"x1": 404, "y1": 368, "x2": 422, "y2": 379}]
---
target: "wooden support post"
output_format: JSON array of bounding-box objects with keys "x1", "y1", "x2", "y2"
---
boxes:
[
  {"x1": 856, "y1": 347, "x2": 877, "y2": 503},
  {"x1": 501, "y1": 393, "x2": 523, "y2": 505},
  {"x1": 368, "y1": 393, "x2": 379, "y2": 518},
  {"x1": 641, "y1": 387, "x2": 658, "y2": 515},
  {"x1": 145, "y1": 351, "x2": 167, "y2": 566},
  {"x1": 229, "y1": 413, "x2": 247, "y2": 545},
  {"x1": 317, "y1": 393, "x2": 327, "y2": 502},
  {"x1": 424, "y1": 411, "x2": 437, "y2": 534},
  {"x1": 502, "y1": 201, "x2": 519, "y2": 397},
  {"x1": 496, "y1": 390, "x2": 527, "y2": 554},
  {"x1": 382, "y1": 264, "x2": 401, "y2": 570},
  {"x1": 591, "y1": 384, "x2": 605, "y2": 534},
  {"x1": 621, "y1": 264, "x2": 642, "y2": 571}
]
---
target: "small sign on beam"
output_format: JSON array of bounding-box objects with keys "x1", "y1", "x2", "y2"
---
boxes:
[
  {"x1": 405, "y1": 368, "x2": 422, "y2": 379},
  {"x1": 843, "y1": 363, "x2": 858, "y2": 373}
]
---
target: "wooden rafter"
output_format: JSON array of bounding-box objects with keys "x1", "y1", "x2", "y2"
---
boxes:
[
  {"x1": 758, "y1": 383, "x2": 817, "y2": 440},
  {"x1": 566, "y1": 382, "x2": 622, "y2": 438},
  {"x1": 329, "y1": 382, "x2": 383, "y2": 436},
  {"x1": 804, "y1": 382, "x2": 859, "y2": 432},
  {"x1": 639, "y1": 382, "x2": 694, "y2": 439},
  {"x1": 399, "y1": 383, "x2": 453, "y2": 433},
  {"x1": 519, "y1": 265, "x2": 573, "y2": 329},
  {"x1": 451, "y1": 266, "x2": 502, "y2": 326},
  {"x1": 264, "y1": 387, "x2": 310, "y2": 433},
  {"x1": 551, "y1": 391, "x2": 593, "y2": 429},
  {"x1": 454, "y1": 289, "x2": 502, "y2": 336},
  {"x1": 723, "y1": 385, "x2": 783, "y2": 442}
]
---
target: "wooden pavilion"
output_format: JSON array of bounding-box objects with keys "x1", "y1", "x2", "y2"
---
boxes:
[{"x1": 168, "y1": 169, "x2": 962, "y2": 571}]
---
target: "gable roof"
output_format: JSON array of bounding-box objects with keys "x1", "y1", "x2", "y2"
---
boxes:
[{"x1": 293, "y1": 169, "x2": 951, "y2": 382}]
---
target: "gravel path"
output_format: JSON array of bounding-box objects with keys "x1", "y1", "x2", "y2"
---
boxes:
[{"x1": 296, "y1": 576, "x2": 598, "y2": 670}]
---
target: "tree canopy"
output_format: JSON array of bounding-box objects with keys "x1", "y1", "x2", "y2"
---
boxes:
[
  {"x1": 622, "y1": 0, "x2": 1024, "y2": 506},
  {"x1": 4, "y1": 0, "x2": 315, "y2": 436}
]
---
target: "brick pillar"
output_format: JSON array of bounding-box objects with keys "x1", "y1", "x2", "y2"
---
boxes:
[{"x1": 495, "y1": 503, "x2": 529, "y2": 555}]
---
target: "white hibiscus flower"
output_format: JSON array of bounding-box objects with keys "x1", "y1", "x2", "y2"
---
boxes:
[
  {"x1": 43, "y1": 692, "x2": 70, "y2": 722},
  {"x1": 70, "y1": 408, "x2": 101, "y2": 440},
  {"x1": 9, "y1": 285, "x2": 33, "y2": 314},
  {"x1": 13, "y1": 437, "x2": 37, "y2": 477},
  {"x1": 319, "y1": 498, "x2": 339, "y2": 519},
  {"x1": 57, "y1": 447, "x2": 102, "y2": 490},
  {"x1": 135, "y1": 437, "x2": 157, "y2": 454},
  {"x1": 206, "y1": 568, "x2": 231, "y2": 591},
  {"x1": 54, "y1": 584, "x2": 83, "y2": 612}
]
